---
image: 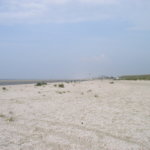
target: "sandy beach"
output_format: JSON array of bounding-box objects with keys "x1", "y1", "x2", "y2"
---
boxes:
[{"x1": 0, "y1": 80, "x2": 150, "y2": 150}]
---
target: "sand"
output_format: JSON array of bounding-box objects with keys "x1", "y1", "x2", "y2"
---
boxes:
[{"x1": 0, "y1": 80, "x2": 150, "y2": 150}]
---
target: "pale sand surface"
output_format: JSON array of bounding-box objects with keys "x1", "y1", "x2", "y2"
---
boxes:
[{"x1": 0, "y1": 80, "x2": 150, "y2": 150}]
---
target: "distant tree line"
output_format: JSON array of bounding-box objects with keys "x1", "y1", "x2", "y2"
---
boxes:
[{"x1": 119, "y1": 74, "x2": 150, "y2": 80}]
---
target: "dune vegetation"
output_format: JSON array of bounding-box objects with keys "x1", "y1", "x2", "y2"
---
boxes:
[{"x1": 119, "y1": 74, "x2": 150, "y2": 80}]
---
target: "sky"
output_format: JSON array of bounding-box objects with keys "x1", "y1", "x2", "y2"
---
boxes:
[{"x1": 0, "y1": 0, "x2": 150, "y2": 79}]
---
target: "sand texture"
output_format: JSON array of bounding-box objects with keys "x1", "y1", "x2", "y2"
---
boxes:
[{"x1": 0, "y1": 80, "x2": 150, "y2": 150}]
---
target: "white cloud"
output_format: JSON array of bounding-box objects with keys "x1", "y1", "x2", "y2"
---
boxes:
[
  {"x1": 0, "y1": 0, "x2": 117, "y2": 24},
  {"x1": 0, "y1": 0, "x2": 150, "y2": 30}
]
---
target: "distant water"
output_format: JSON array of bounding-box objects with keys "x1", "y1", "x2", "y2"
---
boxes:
[
  {"x1": 0, "y1": 79, "x2": 84, "y2": 86},
  {"x1": 0, "y1": 80, "x2": 55, "y2": 86},
  {"x1": 0, "y1": 80, "x2": 40, "y2": 85}
]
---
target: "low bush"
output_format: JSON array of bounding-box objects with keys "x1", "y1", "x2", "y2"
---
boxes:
[
  {"x1": 0, "y1": 114, "x2": 5, "y2": 118},
  {"x1": 36, "y1": 82, "x2": 47, "y2": 86},
  {"x1": 7, "y1": 117, "x2": 15, "y2": 122},
  {"x1": 58, "y1": 83, "x2": 64, "y2": 88},
  {"x1": 2, "y1": 87, "x2": 7, "y2": 90},
  {"x1": 110, "y1": 81, "x2": 114, "y2": 84}
]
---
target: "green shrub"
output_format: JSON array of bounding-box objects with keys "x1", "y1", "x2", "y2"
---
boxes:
[
  {"x1": 2, "y1": 87, "x2": 7, "y2": 90},
  {"x1": 7, "y1": 117, "x2": 15, "y2": 122},
  {"x1": 36, "y1": 82, "x2": 47, "y2": 86},
  {"x1": 58, "y1": 83, "x2": 64, "y2": 88},
  {"x1": 0, "y1": 114, "x2": 5, "y2": 118}
]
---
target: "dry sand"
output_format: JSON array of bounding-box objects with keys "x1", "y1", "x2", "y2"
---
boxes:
[{"x1": 0, "y1": 80, "x2": 150, "y2": 150}]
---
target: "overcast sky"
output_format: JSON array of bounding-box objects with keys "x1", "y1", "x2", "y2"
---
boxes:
[{"x1": 0, "y1": 0, "x2": 150, "y2": 79}]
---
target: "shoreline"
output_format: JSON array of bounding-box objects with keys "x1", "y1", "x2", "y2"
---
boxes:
[{"x1": 0, "y1": 79, "x2": 88, "y2": 86}]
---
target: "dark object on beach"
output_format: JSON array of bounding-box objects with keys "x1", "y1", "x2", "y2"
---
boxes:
[
  {"x1": 2, "y1": 87, "x2": 7, "y2": 90},
  {"x1": 36, "y1": 82, "x2": 47, "y2": 86},
  {"x1": 110, "y1": 81, "x2": 114, "y2": 84},
  {"x1": 58, "y1": 83, "x2": 64, "y2": 88}
]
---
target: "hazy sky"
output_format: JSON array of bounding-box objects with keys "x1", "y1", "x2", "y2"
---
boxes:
[{"x1": 0, "y1": 0, "x2": 150, "y2": 79}]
